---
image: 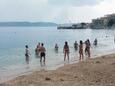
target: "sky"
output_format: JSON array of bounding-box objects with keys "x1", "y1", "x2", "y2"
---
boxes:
[{"x1": 0, "y1": 0, "x2": 115, "y2": 23}]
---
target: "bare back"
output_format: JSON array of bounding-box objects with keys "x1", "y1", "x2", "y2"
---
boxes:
[{"x1": 40, "y1": 46, "x2": 46, "y2": 53}]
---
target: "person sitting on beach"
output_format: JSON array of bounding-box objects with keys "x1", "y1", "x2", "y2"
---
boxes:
[
  {"x1": 35, "y1": 43, "x2": 41, "y2": 56},
  {"x1": 79, "y1": 40, "x2": 84, "y2": 60},
  {"x1": 85, "y1": 39, "x2": 91, "y2": 58},
  {"x1": 74, "y1": 41, "x2": 78, "y2": 50},
  {"x1": 93, "y1": 38, "x2": 97, "y2": 46},
  {"x1": 63, "y1": 41, "x2": 70, "y2": 61},
  {"x1": 55, "y1": 43, "x2": 59, "y2": 51},
  {"x1": 25, "y1": 45, "x2": 30, "y2": 64},
  {"x1": 39, "y1": 43, "x2": 46, "y2": 62}
]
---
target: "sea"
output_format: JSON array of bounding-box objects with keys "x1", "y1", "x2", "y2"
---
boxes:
[{"x1": 0, "y1": 27, "x2": 115, "y2": 82}]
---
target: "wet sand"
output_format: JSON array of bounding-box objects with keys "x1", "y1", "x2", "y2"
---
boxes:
[{"x1": 0, "y1": 53, "x2": 115, "y2": 86}]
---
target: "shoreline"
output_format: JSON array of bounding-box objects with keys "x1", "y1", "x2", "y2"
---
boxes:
[
  {"x1": 0, "y1": 52, "x2": 115, "y2": 86},
  {"x1": 0, "y1": 49, "x2": 114, "y2": 84}
]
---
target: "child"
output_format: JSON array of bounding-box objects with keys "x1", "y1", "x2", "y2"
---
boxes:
[
  {"x1": 55, "y1": 43, "x2": 59, "y2": 51},
  {"x1": 74, "y1": 41, "x2": 78, "y2": 50},
  {"x1": 25, "y1": 45, "x2": 30, "y2": 64},
  {"x1": 35, "y1": 43, "x2": 41, "y2": 56},
  {"x1": 93, "y1": 38, "x2": 97, "y2": 46}
]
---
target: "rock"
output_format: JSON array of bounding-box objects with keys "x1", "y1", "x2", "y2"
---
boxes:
[
  {"x1": 60, "y1": 78, "x2": 64, "y2": 81},
  {"x1": 95, "y1": 61, "x2": 101, "y2": 64},
  {"x1": 111, "y1": 62, "x2": 115, "y2": 65},
  {"x1": 45, "y1": 77, "x2": 51, "y2": 81},
  {"x1": 102, "y1": 56, "x2": 105, "y2": 58},
  {"x1": 95, "y1": 79, "x2": 101, "y2": 83},
  {"x1": 74, "y1": 76, "x2": 78, "y2": 78}
]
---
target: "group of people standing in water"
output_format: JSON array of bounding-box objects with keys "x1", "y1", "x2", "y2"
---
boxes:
[
  {"x1": 62, "y1": 39, "x2": 93, "y2": 61},
  {"x1": 25, "y1": 43, "x2": 46, "y2": 64},
  {"x1": 25, "y1": 39, "x2": 98, "y2": 64}
]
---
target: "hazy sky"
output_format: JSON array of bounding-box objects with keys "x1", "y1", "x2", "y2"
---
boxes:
[{"x1": 0, "y1": 0, "x2": 115, "y2": 23}]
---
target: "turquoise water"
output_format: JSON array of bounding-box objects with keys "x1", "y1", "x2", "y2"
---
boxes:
[{"x1": 0, "y1": 27, "x2": 115, "y2": 82}]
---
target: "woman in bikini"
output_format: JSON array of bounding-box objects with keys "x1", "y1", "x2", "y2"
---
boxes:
[
  {"x1": 63, "y1": 41, "x2": 70, "y2": 61},
  {"x1": 79, "y1": 40, "x2": 84, "y2": 61}
]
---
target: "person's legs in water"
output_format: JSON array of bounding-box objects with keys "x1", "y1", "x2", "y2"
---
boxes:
[
  {"x1": 82, "y1": 53, "x2": 84, "y2": 60},
  {"x1": 88, "y1": 49, "x2": 91, "y2": 58},
  {"x1": 67, "y1": 52, "x2": 69, "y2": 61},
  {"x1": 40, "y1": 53, "x2": 42, "y2": 62},
  {"x1": 43, "y1": 53, "x2": 45, "y2": 62},
  {"x1": 26, "y1": 56, "x2": 29, "y2": 64},
  {"x1": 79, "y1": 55, "x2": 81, "y2": 61},
  {"x1": 64, "y1": 52, "x2": 66, "y2": 61}
]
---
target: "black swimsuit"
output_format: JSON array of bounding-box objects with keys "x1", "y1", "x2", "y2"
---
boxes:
[{"x1": 40, "y1": 52, "x2": 45, "y2": 57}]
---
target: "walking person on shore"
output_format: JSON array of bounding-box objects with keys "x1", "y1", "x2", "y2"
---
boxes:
[
  {"x1": 63, "y1": 41, "x2": 70, "y2": 61},
  {"x1": 25, "y1": 45, "x2": 30, "y2": 64},
  {"x1": 85, "y1": 39, "x2": 91, "y2": 58},
  {"x1": 79, "y1": 40, "x2": 84, "y2": 61},
  {"x1": 39, "y1": 43, "x2": 46, "y2": 63}
]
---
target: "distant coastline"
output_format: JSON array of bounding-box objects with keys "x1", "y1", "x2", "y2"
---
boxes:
[
  {"x1": 57, "y1": 13, "x2": 115, "y2": 29},
  {"x1": 0, "y1": 22, "x2": 57, "y2": 27}
]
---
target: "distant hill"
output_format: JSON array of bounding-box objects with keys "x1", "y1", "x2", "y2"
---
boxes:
[{"x1": 0, "y1": 22, "x2": 57, "y2": 27}]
